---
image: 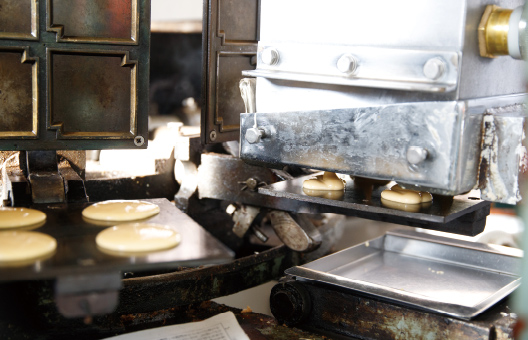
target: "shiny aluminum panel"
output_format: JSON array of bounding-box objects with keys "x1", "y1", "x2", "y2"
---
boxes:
[
  {"x1": 256, "y1": 0, "x2": 524, "y2": 98},
  {"x1": 286, "y1": 229, "x2": 523, "y2": 319},
  {"x1": 0, "y1": 199, "x2": 234, "y2": 281},
  {"x1": 244, "y1": 44, "x2": 460, "y2": 93}
]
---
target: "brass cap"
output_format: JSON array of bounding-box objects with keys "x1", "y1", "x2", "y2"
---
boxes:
[{"x1": 478, "y1": 5, "x2": 513, "y2": 58}]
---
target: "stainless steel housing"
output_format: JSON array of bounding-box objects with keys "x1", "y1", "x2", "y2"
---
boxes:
[{"x1": 240, "y1": 0, "x2": 527, "y2": 202}]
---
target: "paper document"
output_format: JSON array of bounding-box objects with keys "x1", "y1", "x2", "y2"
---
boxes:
[{"x1": 102, "y1": 312, "x2": 250, "y2": 340}]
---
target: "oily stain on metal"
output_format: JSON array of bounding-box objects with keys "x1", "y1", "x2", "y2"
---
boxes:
[{"x1": 0, "y1": 51, "x2": 33, "y2": 132}]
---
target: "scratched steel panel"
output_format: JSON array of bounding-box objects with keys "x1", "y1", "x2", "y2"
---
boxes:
[
  {"x1": 201, "y1": 0, "x2": 259, "y2": 144},
  {"x1": 0, "y1": 0, "x2": 150, "y2": 150}
]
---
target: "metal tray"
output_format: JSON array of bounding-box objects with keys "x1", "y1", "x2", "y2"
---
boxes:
[
  {"x1": 0, "y1": 199, "x2": 234, "y2": 281},
  {"x1": 286, "y1": 229, "x2": 523, "y2": 320},
  {"x1": 259, "y1": 173, "x2": 488, "y2": 224}
]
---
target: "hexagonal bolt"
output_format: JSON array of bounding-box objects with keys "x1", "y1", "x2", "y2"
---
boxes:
[
  {"x1": 336, "y1": 54, "x2": 358, "y2": 74},
  {"x1": 261, "y1": 48, "x2": 280, "y2": 66},
  {"x1": 245, "y1": 127, "x2": 266, "y2": 144},
  {"x1": 423, "y1": 58, "x2": 446, "y2": 80},
  {"x1": 406, "y1": 146, "x2": 429, "y2": 165}
]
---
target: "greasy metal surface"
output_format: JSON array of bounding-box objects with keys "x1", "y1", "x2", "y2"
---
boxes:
[
  {"x1": 0, "y1": 49, "x2": 37, "y2": 138},
  {"x1": 0, "y1": 0, "x2": 38, "y2": 40},
  {"x1": 0, "y1": 0, "x2": 150, "y2": 150},
  {"x1": 287, "y1": 229, "x2": 522, "y2": 319},
  {"x1": 50, "y1": 52, "x2": 135, "y2": 138},
  {"x1": 48, "y1": 0, "x2": 137, "y2": 44},
  {"x1": 241, "y1": 95, "x2": 526, "y2": 196},
  {"x1": 0, "y1": 199, "x2": 234, "y2": 281},
  {"x1": 259, "y1": 173, "x2": 489, "y2": 224},
  {"x1": 201, "y1": 0, "x2": 258, "y2": 144},
  {"x1": 271, "y1": 278, "x2": 517, "y2": 340}
]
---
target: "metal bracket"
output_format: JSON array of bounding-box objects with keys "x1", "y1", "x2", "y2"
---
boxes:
[
  {"x1": 55, "y1": 272, "x2": 122, "y2": 318},
  {"x1": 26, "y1": 151, "x2": 66, "y2": 204}
]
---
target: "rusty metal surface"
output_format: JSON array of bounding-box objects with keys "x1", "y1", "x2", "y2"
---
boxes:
[
  {"x1": 271, "y1": 278, "x2": 517, "y2": 340},
  {"x1": 201, "y1": 0, "x2": 259, "y2": 144},
  {"x1": 0, "y1": 292, "x2": 328, "y2": 340},
  {"x1": 0, "y1": 0, "x2": 150, "y2": 150}
]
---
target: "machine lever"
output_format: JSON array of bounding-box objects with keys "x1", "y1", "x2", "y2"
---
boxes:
[{"x1": 269, "y1": 210, "x2": 321, "y2": 252}]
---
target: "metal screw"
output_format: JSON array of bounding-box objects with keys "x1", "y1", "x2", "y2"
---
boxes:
[
  {"x1": 245, "y1": 127, "x2": 266, "y2": 144},
  {"x1": 261, "y1": 48, "x2": 280, "y2": 66},
  {"x1": 209, "y1": 130, "x2": 217, "y2": 141},
  {"x1": 423, "y1": 58, "x2": 446, "y2": 80},
  {"x1": 133, "y1": 136, "x2": 144, "y2": 146},
  {"x1": 406, "y1": 146, "x2": 428, "y2": 165},
  {"x1": 336, "y1": 54, "x2": 358, "y2": 74}
]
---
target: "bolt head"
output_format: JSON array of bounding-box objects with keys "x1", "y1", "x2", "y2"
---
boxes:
[
  {"x1": 423, "y1": 58, "x2": 446, "y2": 80},
  {"x1": 406, "y1": 146, "x2": 428, "y2": 165},
  {"x1": 246, "y1": 178, "x2": 258, "y2": 190},
  {"x1": 261, "y1": 48, "x2": 279, "y2": 66},
  {"x1": 337, "y1": 54, "x2": 358, "y2": 74},
  {"x1": 246, "y1": 128, "x2": 264, "y2": 144}
]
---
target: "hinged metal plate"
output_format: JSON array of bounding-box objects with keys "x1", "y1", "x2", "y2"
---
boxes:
[
  {"x1": 0, "y1": 0, "x2": 150, "y2": 150},
  {"x1": 201, "y1": 0, "x2": 259, "y2": 144}
]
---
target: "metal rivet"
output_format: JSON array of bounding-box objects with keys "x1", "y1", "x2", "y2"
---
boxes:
[
  {"x1": 261, "y1": 48, "x2": 280, "y2": 66},
  {"x1": 245, "y1": 127, "x2": 266, "y2": 144},
  {"x1": 134, "y1": 136, "x2": 144, "y2": 146},
  {"x1": 336, "y1": 54, "x2": 358, "y2": 74},
  {"x1": 209, "y1": 130, "x2": 217, "y2": 141},
  {"x1": 423, "y1": 58, "x2": 446, "y2": 80},
  {"x1": 406, "y1": 146, "x2": 428, "y2": 165}
]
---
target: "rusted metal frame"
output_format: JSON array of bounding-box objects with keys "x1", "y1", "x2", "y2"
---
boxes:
[
  {"x1": 115, "y1": 244, "x2": 301, "y2": 313},
  {"x1": 271, "y1": 278, "x2": 517, "y2": 340}
]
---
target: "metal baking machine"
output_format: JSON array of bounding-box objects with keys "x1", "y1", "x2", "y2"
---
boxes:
[{"x1": 1, "y1": 0, "x2": 527, "y2": 339}]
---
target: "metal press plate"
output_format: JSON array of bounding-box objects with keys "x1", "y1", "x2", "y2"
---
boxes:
[
  {"x1": 287, "y1": 229, "x2": 523, "y2": 320},
  {"x1": 201, "y1": 0, "x2": 259, "y2": 144},
  {"x1": 0, "y1": 199, "x2": 234, "y2": 281},
  {"x1": 0, "y1": 0, "x2": 150, "y2": 150},
  {"x1": 259, "y1": 173, "x2": 489, "y2": 224}
]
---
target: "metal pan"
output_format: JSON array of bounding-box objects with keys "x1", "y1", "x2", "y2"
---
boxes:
[{"x1": 286, "y1": 229, "x2": 523, "y2": 320}]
